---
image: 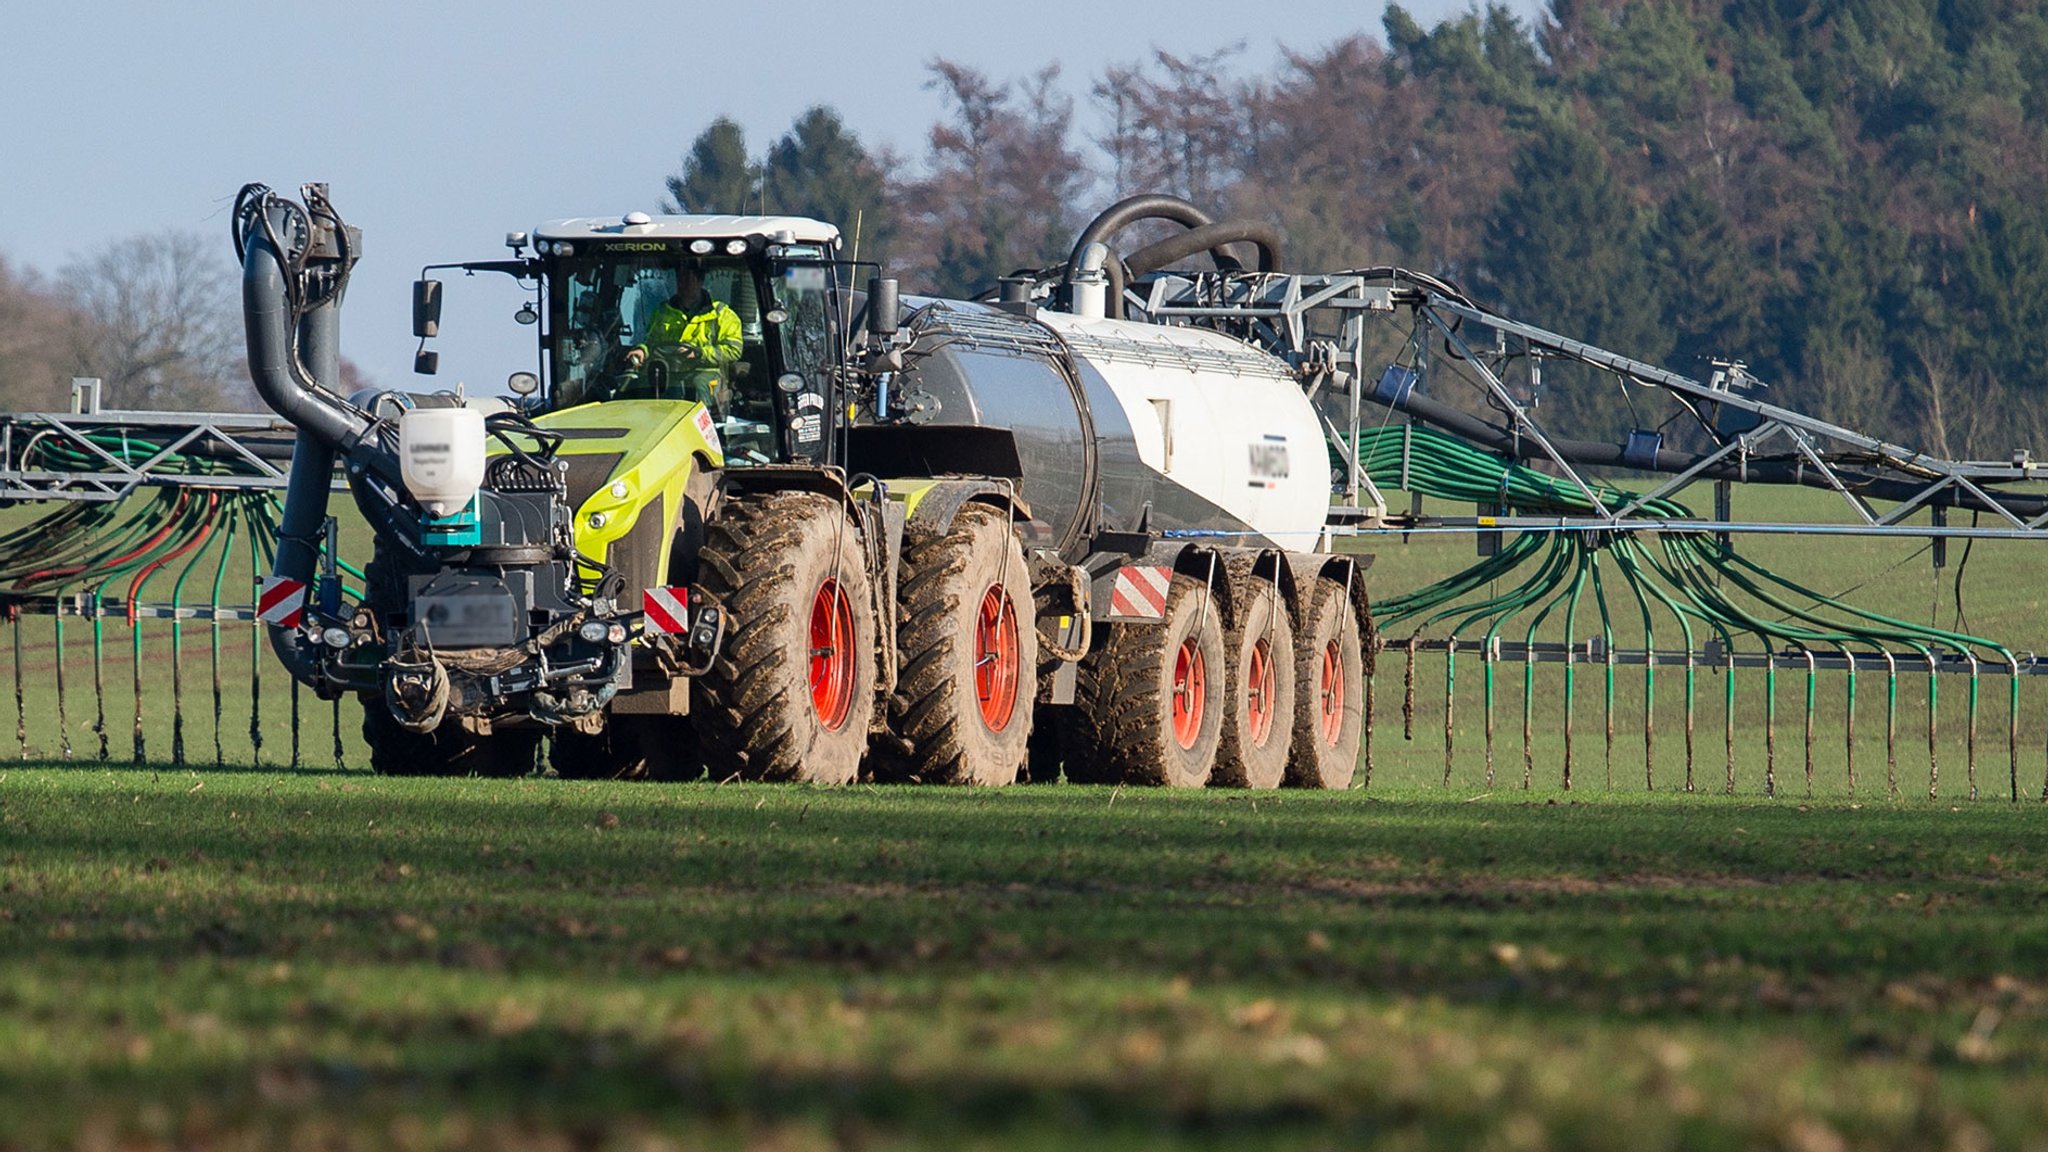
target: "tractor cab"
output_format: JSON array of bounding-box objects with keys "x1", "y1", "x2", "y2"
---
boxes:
[
  {"x1": 532, "y1": 213, "x2": 847, "y2": 467},
  {"x1": 412, "y1": 212, "x2": 850, "y2": 469}
]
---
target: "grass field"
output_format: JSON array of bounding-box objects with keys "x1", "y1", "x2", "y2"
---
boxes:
[
  {"x1": 3, "y1": 485, "x2": 2046, "y2": 1148},
  {"x1": 1, "y1": 770, "x2": 2043, "y2": 1150}
]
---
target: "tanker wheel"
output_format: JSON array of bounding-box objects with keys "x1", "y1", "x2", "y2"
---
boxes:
[
  {"x1": 361, "y1": 703, "x2": 540, "y2": 778},
  {"x1": 1213, "y1": 565, "x2": 1296, "y2": 789},
  {"x1": 1065, "y1": 572, "x2": 1225, "y2": 787},
  {"x1": 551, "y1": 715, "x2": 697, "y2": 781},
  {"x1": 878, "y1": 504, "x2": 1038, "y2": 785},
  {"x1": 1285, "y1": 578, "x2": 1364, "y2": 788},
  {"x1": 693, "y1": 491, "x2": 875, "y2": 784}
]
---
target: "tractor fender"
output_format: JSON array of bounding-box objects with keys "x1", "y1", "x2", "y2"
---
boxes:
[{"x1": 892, "y1": 477, "x2": 1033, "y2": 539}]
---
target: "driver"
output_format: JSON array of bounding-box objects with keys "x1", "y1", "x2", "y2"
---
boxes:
[{"x1": 623, "y1": 261, "x2": 742, "y2": 405}]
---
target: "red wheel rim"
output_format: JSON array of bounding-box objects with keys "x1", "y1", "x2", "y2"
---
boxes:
[
  {"x1": 1318, "y1": 639, "x2": 1344, "y2": 745},
  {"x1": 1171, "y1": 639, "x2": 1206, "y2": 750},
  {"x1": 809, "y1": 578, "x2": 856, "y2": 731},
  {"x1": 973, "y1": 584, "x2": 1021, "y2": 732},
  {"x1": 1245, "y1": 638, "x2": 1276, "y2": 745}
]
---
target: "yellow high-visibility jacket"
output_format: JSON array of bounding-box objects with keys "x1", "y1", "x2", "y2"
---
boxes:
[{"x1": 635, "y1": 296, "x2": 741, "y2": 399}]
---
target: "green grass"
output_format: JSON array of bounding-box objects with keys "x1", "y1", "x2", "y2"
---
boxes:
[
  {"x1": 0, "y1": 769, "x2": 2044, "y2": 1150},
  {"x1": 2, "y1": 484, "x2": 2046, "y2": 1148}
]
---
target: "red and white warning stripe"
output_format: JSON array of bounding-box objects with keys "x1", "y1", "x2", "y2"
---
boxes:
[
  {"x1": 256, "y1": 575, "x2": 307, "y2": 629},
  {"x1": 1108, "y1": 565, "x2": 1170, "y2": 619},
  {"x1": 643, "y1": 585, "x2": 689, "y2": 635}
]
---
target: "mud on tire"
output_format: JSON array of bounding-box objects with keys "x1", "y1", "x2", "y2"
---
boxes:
[
  {"x1": 1065, "y1": 571, "x2": 1225, "y2": 787},
  {"x1": 1213, "y1": 560, "x2": 1295, "y2": 789},
  {"x1": 1285, "y1": 576, "x2": 1364, "y2": 788},
  {"x1": 693, "y1": 491, "x2": 875, "y2": 784},
  {"x1": 877, "y1": 503, "x2": 1037, "y2": 785}
]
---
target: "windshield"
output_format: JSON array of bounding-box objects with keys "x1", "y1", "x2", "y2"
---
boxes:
[{"x1": 548, "y1": 255, "x2": 780, "y2": 465}]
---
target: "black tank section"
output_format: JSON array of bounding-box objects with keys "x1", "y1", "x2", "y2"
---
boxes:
[{"x1": 847, "y1": 301, "x2": 1152, "y2": 556}]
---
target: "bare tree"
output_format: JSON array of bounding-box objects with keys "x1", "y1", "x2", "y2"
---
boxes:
[
  {"x1": 60, "y1": 229, "x2": 247, "y2": 411},
  {"x1": 0, "y1": 255, "x2": 82, "y2": 410},
  {"x1": 892, "y1": 61, "x2": 1089, "y2": 296}
]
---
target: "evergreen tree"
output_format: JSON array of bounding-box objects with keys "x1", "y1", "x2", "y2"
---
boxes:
[
  {"x1": 662, "y1": 117, "x2": 758, "y2": 215},
  {"x1": 1479, "y1": 114, "x2": 1667, "y2": 436},
  {"x1": 760, "y1": 107, "x2": 895, "y2": 260},
  {"x1": 1646, "y1": 182, "x2": 1754, "y2": 376},
  {"x1": 1482, "y1": 114, "x2": 1666, "y2": 360}
]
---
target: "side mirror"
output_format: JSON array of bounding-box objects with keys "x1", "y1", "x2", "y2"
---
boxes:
[
  {"x1": 507, "y1": 371, "x2": 539, "y2": 396},
  {"x1": 412, "y1": 279, "x2": 443, "y2": 338},
  {"x1": 866, "y1": 276, "x2": 899, "y2": 338},
  {"x1": 414, "y1": 349, "x2": 440, "y2": 376}
]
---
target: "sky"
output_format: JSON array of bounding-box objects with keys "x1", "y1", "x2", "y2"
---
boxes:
[{"x1": 1, "y1": 0, "x2": 1544, "y2": 400}]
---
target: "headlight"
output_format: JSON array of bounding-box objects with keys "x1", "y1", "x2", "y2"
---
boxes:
[
  {"x1": 724, "y1": 238, "x2": 748, "y2": 255},
  {"x1": 321, "y1": 627, "x2": 351, "y2": 649},
  {"x1": 578, "y1": 620, "x2": 609, "y2": 644},
  {"x1": 689, "y1": 238, "x2": 714, "y2": 255},
  {"x1": 606, "y1": 623, "x2": 628, "y2": 644}
]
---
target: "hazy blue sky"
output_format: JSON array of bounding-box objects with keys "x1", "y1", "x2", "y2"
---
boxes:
[{"x1": 2, "y1": 0, "x2": 1542, "y2": 397}]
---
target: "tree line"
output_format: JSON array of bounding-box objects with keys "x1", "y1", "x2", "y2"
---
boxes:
[
  {"x1": 0, "y1": 233, "x2": 255, "y2": 413},
  {"x1": 4, "y1": 0, "x2": 2043, "y2": 457},
  {"x1": 677, "y1": 0, "x2": 2048, "y2": 456}
]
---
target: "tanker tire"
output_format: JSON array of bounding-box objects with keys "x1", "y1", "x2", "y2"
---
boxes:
[
  {"x1": 1065, "y1": 572, "x2": 1224, "y2": 787},
  {"x1": 1285, "y1": 578, "x2": 1364, "y2": 788},
  {"x1": 361, "y1": 703, "x2": 539, "y2": 778},
  {"x1": 693, "y1": 491, "x2": 874, "y2": 784},
  {"x1": 1213, "y1": 566, "x2": 1295, "y2": 789},
  {"x1": 551, "y1": 715, "x2": 698, "y2": 781},
  {"x1": 877, "y1": 504, "x2": 1037, "y2": 785}
]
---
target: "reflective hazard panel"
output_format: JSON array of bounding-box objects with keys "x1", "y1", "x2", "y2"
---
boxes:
[
  {"x1": 1108, "y1": 566, "x2": 1170, "y2": 619},
  {"x1": 256, "y1": 576, "x2": 306, "y2": 628},
  {"x1": 692, "y1": 407, "x2": 722, "y2": 456},
  {"x1": 643, "y1": 585, "x2": 689, "y2": 635}
]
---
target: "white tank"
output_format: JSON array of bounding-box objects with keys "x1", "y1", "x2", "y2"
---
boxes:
[
  {"x1": 1035, "y1": 311, "x2": 1330, "y2": 547},
  {"x1": 399, "y1": 406, "x2": 488, "y2": 517}
]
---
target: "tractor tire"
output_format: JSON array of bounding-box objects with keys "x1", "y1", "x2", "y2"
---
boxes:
[
  {"x1": 1065, "y1": 571, "x2": 1225, "y2": 787},
  {"x1": 878, "y1": 504, "x2": 1037, "y2": 785},
  {"x1": 1213, "y1": 564, "x2": 1295, "y2": 789},
  {"x1": 1285, "y1": 577, "x2": 1364, "y2": 788},
  {"x1": 551, "y1": 715, "x2": 697, "y2": 781},
  {"x1": 693, "y1": 491, "x2": 875, "y2": 784},
  {"x1": 361, "y1": 702, "x2": 540, "y2": 778}
]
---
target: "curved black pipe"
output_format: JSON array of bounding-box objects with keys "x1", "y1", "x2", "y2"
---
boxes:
[
  {"x1": 1125, "y1": 221, "x2": 1285, "y2": 275},
  {"x1": 1064, "y1": 193, "x2": 1219, "y2": 278},
  {"x1": 1384, "y1": 387, "x2": 2048, "y2": 519},
  {"x1": 240, "y1": 225, "x2": 375, "y2": 456}
]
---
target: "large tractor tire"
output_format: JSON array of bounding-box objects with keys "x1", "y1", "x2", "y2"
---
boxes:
[
  {"x1": 1213, "y1": 563, "x2": 1296, "y2": 789},
  {"x1": 551, "y1": 715, "x2": 696, "y2": 781},
  {"x1": 1065, "y1": 571, "x2": 1225, "y2": 787},
  {"x1": 694, "y1": 491, "x2": 875, "y2": 784},
  {"x1": 361, "y1": 703, "x2": 540, "y2": 778},
  {"x1": 878, "y1": 504, "x2": 1037, "y2": 785},
  {"x1": 1285, "y1": 577, "x2": 1364, "y2": 788}
]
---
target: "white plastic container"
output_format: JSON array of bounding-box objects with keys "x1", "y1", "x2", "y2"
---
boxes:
[{"x1": 399, "y1": 406, "x2": 487, "y2": 517}]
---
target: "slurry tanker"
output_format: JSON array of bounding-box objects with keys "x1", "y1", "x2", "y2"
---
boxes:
[{"x1": 235, "y1": 184, "x2": 1372, "y2": 785}]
